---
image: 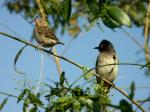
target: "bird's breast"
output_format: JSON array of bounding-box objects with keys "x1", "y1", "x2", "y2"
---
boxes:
[{"x1": 96, "y1": 53, "x2": 118, "y2": 82}]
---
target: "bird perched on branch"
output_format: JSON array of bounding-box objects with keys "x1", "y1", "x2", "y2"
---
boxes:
[
  {"x1": 34, "y1": 18, "x2": 64, "y2": 49},
  {"x1": 94, "y1": 39, "x2": 119, "y2": 112},
  {"x1": 94, "y1": 39, "x2": 118, "y2": 93}
]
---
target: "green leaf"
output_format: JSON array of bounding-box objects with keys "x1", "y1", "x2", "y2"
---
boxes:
[
  {"x1": 119, "y1": 99, "x2": 133, "y2": 112},
  {"x1": 17, "y1": 89, "x2": 28, "y2": 103},
  {"x1": 102, "y1": 14, "x2": 122, "y2": 29},
  {"x1": 82, "y1": 66, "x2": 94, "y2": 81},
  {"x1": 107, "y1": 5, "x2": 131, "y2": 27},
  {"x1": 0, "y1": 98, "x2": 8, "y2": 110},
  {"x1": 57, "y1": 96, "x2": 71, "y2": 103},
  {"x1": 60, "y1": 71, "x2": 65, "y2": 87},
  {"x1": 23, "y1": 98, "x2": 30, "y2": 112},
  {"x1": 63, "y1": 0, "x2": 72, "y2": 22},
  {"x1": 87, "y1": 0, "x2": 97, "y2": 10},
  {"x1": 29, "y1": 106, "x2": 37, "y2": 112},
  {"x1": 129, "y1": 81, "x2": 135, "y2": 99},
  {"x1": 72, "y1": 87, "x2": 84, "y2": 96},
  {"x1": 28, "y1": 92, "x2": 43, "y2": 105},
  {"x1": 14, "y1": 45, "x2": 27, "y2": 74}
]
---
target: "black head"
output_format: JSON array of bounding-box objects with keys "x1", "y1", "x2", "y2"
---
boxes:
[{"x1": 94, "y1": 39, "x2": 115, "y2": 52}]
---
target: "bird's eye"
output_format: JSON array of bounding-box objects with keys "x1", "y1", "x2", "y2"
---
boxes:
[{"x1": 100, "y1": 44, "x2": 103, "y2": 49}]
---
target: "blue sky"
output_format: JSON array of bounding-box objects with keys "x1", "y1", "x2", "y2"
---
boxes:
[{"x1": 0, "y1": 1, "x2": 150, "y2": 112}]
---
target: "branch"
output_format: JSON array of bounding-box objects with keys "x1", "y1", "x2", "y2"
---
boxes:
[
  {"x1": 35, "y1": 0, "x2": 46, "y2": 21},
  {"x1": 70, "y1": 63, "x2": 146, "y2": 112},
  {"x1": 52, "y1": 47, "x2": 62, "y2": 76},
  {"x1": 0, "y1": 31, "x2": 147, "y2": 112},
  {"x1": 121, "y1": 86, "x2": 150, "y2": 90},
  {"x1": 144, "y1": 0, "x2": 150, "y2": 70},
  {"x1": 0, "y1": 32, "x2": 83, "y2": 69},
  {"x1": 121, "y1": 28, "x2": 145, "y2": 50},
  {"x1": 0, "y1": 91, "x2": 18, "y2": 99}
]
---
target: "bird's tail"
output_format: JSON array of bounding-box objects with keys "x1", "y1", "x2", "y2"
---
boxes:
[
  {"x1": 57, "y1": 41, "x2": 65, "y2": 45},
  {"x1": 101, "y1": 105, "x2": 107, "y2": 112}
]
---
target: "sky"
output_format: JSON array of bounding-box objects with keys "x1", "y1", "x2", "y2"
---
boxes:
[{"x1": 0, "y1": 1, "x2": 150, "y2": 112}]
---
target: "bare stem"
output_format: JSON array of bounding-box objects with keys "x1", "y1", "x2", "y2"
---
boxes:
[
  {"x1": 144, "y1": 0, "x2": 150, "y2": 70},
  {"x1": 52, "y1": 47, "x2": 62, "y2": 76},
  {"x1": 35, "y1": 0, "x2": 46, "y2": 21},
  {"x1": 121, "y1": 28, "x2": 144, "y2": 50}
]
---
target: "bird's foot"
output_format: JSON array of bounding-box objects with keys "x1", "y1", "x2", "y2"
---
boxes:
[
  {"x1": 48, "y1": 47, "x2": 53, "y2": 54},
  {"x1": 36, "y1": 44, "x2": 43, "y2": 51}
]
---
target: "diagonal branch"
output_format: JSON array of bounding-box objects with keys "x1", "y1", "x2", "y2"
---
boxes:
[
  {"x1": 0, "y1": 31, "x2": 147, "y2": 112},
  {"x1": 0, "y1": 31, "x2": 83, "y2": 69},
  {"x1": 144, "y1": 0, "x2": 150, "y2": 70}
]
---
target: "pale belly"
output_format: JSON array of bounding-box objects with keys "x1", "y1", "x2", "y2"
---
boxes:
[{"x1": 96, "y1": 53, "x2": 118, "y2": 82}]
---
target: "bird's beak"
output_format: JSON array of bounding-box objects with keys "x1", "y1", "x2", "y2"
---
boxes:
[
  {"x1": 29, "y1": 18, "x2": 37, "y2": 23},
  {"x1": 94, "y1": 47, "x2": 99, "y2": 49},
  {"x1": 29, "y1": 16, "x2": 39, "y2": 23}
]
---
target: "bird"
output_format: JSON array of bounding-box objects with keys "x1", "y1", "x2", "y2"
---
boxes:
[
  {"x1": 34, "y1": 18, "x2": 64, "y2": 49},
  {"x1": 94, "y1": 39, "x2": 118, "y2": 93},
  {"x1": 94, "y1": 39, "x2": 119, "y2": 112}
]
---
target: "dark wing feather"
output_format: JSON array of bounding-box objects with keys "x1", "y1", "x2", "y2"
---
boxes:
[
  {"x1": 96, "y1": 56, "x2": 101, "y2": 84},
  {"x1": 43, "y1": 26, "x2": 59, "y2": 41}
]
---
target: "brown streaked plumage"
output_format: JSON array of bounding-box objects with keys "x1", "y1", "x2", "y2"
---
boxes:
[{"x1": 34, "y1": 18, "x2": 64, "y2": 48}]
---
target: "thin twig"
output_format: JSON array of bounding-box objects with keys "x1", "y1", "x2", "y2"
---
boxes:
[
  {"x1": 135, "y1": 96, "x2": 150, "y2": 111},
  {"x1": 70, "y1": 63, "x2": 148, "y2": 88},
  {"x1": 121, "y1": 86, "x2": 150, "y2": 90},
  {"x1": 121, "y1": 28, "x2": 145, "y2": 50},
  {"x1": 0, "y1": 22, "x2": 22, "y2": 37},
  {"x1": 52, "y1": 47, "x2": 62, "y2": 76},
  {"x1": 61, "y1": 38, "x2": 75, "y2": 56},
  {"x1": 144, "y1": 0, "x2": 150, "y2": 70},
  {"x1": 0, "y1": 91, "x2": 18, "y2": 99},
  {"x1": 35, "y1": 53, "x2": 45, "y2": 94}
]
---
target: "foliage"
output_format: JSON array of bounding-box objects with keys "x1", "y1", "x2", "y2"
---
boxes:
[
  {"x1": 0, "y1": 0, "x2": 149, "y2": 111},
  {"x1": 5, "y1": 0, "x2": 149, "y2": 37},
  {"x1": 0, "y1": 97, "x2": 8, "y2": 111},
  {"x1": 13, "y1": 71, "x2": 138, "y2": 112}
]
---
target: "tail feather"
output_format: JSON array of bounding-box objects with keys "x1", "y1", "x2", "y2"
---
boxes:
[
  {"x1": 101, "y1": 105, "x2": 107, "y2": 112},
  {"x1": 57, "y1": 41, "x2": 65, "y2": 45}
]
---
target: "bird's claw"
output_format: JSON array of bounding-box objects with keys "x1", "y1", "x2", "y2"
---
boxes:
[
  {"x1": 48, "y1": 47, "x2": 53, "y2": 55},
  {"x1": 36, "y1": 44, "x2": 42, "y2": 51}
]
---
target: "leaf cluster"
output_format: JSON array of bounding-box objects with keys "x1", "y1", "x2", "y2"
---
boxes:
[
  {"x1": 15, "y1": 71, "x2": 138, "y2": 112},
  {"x1": 4, "y1": 0, "x2": 149, "y2": 35}
]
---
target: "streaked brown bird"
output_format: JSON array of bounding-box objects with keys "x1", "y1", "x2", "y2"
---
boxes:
[{"x1": 34, "y1": 18, "x2": 64, "y2": 48}]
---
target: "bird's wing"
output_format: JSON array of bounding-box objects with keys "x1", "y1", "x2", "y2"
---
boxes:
[
  {"x1": 96, "y1": 56, "x2": 102, "y2": 84},
  {"x1": 43, "y1": 26, "x2": 59, "y2": 41},
  {"x1": 107, "y1": 53, "x2": 117, "y2": 74}
]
